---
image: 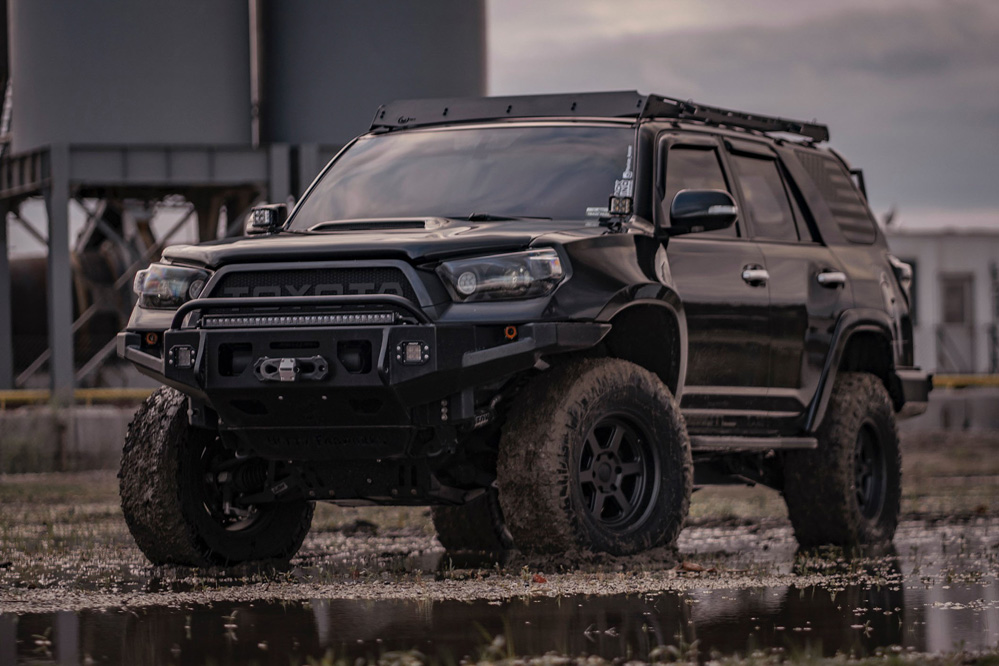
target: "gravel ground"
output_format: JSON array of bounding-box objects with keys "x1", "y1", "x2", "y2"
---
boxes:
[
  {"x1": 1, "y1": 430, "x2": 996, "y2": 611},
  {"x1": 0, "y1": 430, "x2": 997, "y2": 664}
]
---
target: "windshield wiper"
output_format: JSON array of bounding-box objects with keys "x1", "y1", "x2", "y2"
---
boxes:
[{"x1": 464, "y1": 212, "x2": 552, "y2": 221}]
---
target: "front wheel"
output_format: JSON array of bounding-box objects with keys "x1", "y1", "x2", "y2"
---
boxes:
[
  {"x1": 497, "y1": 358, "x2": 692, "y2": 555},
  {"x1": 119, "y1": 387, "x2": 314, "y2": 567},
  {"x1": 783, "y1": 372, "x2": 901, "y2": 548}
]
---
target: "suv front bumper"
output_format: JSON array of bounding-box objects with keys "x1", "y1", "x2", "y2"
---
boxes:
[{"x1": 118, "y1": 319, "x2": 609, "y2": 457}]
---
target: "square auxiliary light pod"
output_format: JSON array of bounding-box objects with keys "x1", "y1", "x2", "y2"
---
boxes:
[{"x1": 608, "y1": 196, "x2": 633, "y2": 216}]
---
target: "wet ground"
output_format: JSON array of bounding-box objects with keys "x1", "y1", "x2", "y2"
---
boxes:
[{"x1": 1, "y1": 431, "x2": 997, "y2": 664}]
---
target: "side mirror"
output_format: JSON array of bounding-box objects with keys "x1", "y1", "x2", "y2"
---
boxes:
[
  {"x1": 245, "y1": 203, "x2": 288, "y2": 235},
  {"x1": 664, "y1": 189, "x2": 738, "y2": 236}
]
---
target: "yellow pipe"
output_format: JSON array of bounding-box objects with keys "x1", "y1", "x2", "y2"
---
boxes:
[
  {"x1": 0, "y1": 387, "x2": 155, "y2": 408},
  {"x1": 932, "y1": 374, "x2": 999, "y2": 388}
]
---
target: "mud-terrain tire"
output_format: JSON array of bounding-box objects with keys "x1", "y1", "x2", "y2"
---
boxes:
[
  {"x1": 119, "y1": 387, "x2": 314, "y2": 567},
  {"x1": 432, "y1": 489, "x2": 514, "y2": 553},
  {"x1": 497, "y1": 358, "x2": 692, "y2": 555},
  {"x1": 784, "y1": 372, "x2": 901, "y2": 548}
]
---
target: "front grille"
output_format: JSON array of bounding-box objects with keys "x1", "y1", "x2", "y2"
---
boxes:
[{"x1": 208, "y1": 267, "x2": 419, "y2": 302}]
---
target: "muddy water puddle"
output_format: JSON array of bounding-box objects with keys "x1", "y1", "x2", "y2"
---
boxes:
[
  {"x1": 2, "y1": 520, "x2": 997, "y2": 665},
  {"x1": 2, "y1": 578, "x2": 997, "y2": 664}
]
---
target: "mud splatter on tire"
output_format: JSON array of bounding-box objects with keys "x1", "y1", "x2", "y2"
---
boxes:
[
  {"x1": 784, "y1": 372, "x2": 901, "y2": 547},
  {"x1": 119, "y1": 387, "x2": 314, "y2": 567},
  {"x1": 497, "y1": 358, "x2": 691, "y2": 556}
]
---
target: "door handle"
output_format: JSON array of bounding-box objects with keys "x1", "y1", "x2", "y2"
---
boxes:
[
  {"x1": 741, "y1": 266, "x2": 769, "y2": 285},
  {"x1": 816, "y1": 270, "x2": 847, "y2": 288}
]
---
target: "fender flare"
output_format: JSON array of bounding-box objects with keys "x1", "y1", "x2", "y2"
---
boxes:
[
  {"x1": 595, "y1": 284, "x2": 688, "y2": 399},
  {"x1": 804, "y1": 308, "x2": 896, "y2": 433}
]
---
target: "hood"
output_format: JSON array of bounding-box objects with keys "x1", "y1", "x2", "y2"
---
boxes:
[{"x1": 162, "y1": 218, "x2": 603, "y2": 269}]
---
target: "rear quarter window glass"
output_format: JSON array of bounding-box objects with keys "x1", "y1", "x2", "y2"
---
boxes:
[
  {"x1": 795, "y1": 150, "x2": 878, "y2": 244},
  {"x1": 730, "y1": 154, "x2": 798, "y2": 242}
]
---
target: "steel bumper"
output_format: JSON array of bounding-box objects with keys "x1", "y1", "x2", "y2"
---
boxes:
[{"x1": 895, "y1": 367, "x2": 932, "y2": 419}]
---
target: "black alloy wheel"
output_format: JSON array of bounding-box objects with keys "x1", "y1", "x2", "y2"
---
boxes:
[
  {"x1": 497, "y1": 358, "x2": 692, "y2": 555},
  {"x1": 577, "y1": 415, "x2": 659, "y2": 533},
  {"x1": 854, "y1": 422, "x2": 886, "y2": 520},
  {"x1": 783, "y1": 372, "x2": 901, "y2": 548}
]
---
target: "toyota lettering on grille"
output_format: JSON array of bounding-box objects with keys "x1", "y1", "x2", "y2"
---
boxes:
[{"x1": 218, "y1": 282, "x2": 406, "y2": 297}]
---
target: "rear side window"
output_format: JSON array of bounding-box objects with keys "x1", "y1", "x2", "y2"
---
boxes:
[
  {"x1": 729, "y1": 154, "x2": 798, "y2": 242},
  {"x1": 662, "y1": 146, "x2": 737, "y2": 238},
  {"x1": 795, "y1": 150, "x2": 877, "y2": 244}
]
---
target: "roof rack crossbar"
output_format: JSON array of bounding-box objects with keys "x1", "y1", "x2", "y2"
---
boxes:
[{"x1": 370, "y1": 91, "x2": 829, "y2": 142}]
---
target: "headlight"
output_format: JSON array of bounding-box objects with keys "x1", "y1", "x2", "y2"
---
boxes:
[
  {"x1": 436, "y1": 248, "x2": 565, "y2": 302},
  {"x1": 133, "y1": 263, "x2": 210, "y2": 310}
]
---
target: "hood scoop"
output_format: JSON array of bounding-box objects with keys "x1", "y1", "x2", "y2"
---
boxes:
[{"x1": 306, "y1": 217, "x2": 448, "y2": 233}]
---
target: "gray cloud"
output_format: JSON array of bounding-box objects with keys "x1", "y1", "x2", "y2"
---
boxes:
[{"x1": 490, "y1": 1, "x2": 999, "y2": 216}]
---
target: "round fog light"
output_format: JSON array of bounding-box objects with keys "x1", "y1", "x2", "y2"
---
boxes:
[{"x1": 456, "y1": 271, "x2": 477, "y2": 296}]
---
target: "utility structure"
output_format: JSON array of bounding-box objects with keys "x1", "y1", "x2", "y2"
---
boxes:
[{"x1": 0, "y1": 0, "x2": 486, "y2": 399}]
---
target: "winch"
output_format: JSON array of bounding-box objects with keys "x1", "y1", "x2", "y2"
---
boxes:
[{"x1": 253, "y1": 355, "x2": 330, "y2": 382}]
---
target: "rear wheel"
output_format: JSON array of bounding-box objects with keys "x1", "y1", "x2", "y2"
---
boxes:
[
  {"x1": 784, "y1": 372, "x2": 901, "y2": 548},
  {"x1": 119, "y1": 387, "x2": 314, "y2": 567},
  {"x1": 497, "y1": 358, "x2": 691, "y2": 555}
]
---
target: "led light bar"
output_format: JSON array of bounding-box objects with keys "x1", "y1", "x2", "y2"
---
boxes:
[{"x1": 201, "y1": 312, "x2": 396, "y2": 328}]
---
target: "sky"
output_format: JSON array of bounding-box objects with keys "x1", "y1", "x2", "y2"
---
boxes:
[
  {"x1": 7, "y1": 0, "x2": 997, "y2": 256},
  {"x1": 488, "y1": 0, "x2": 999, "y2": 229}
]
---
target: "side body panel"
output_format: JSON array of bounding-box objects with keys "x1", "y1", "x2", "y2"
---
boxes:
[
  {"x1": 720, "y1": 138, "x2": 854, "y2": 434},
  {"x1": 755, "y1": 240, "x2": 852, "y2": 431},
  {"x1": 668, "y1": 237, "x2": 771, "y2": 428},
  {"x1": 655, "y1": 131, "x2": 774, "y2": 433},
  {"x1": 778, "y1": 143, "x2": 918, "y2": 430}
]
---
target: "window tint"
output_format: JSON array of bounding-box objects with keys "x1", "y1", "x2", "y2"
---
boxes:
[
  {"x1": 795, "y1": 150, "x2": 878, "y2": 244},
  {"x1": 730, "y1": 154, "x2": 798, "y2": 242},
  {"x1": 783, "y1": 166, "x2": 821, "y2": 242},
  {"x1": 662, "y1": 146, "x2": 736, "y2": 238}
]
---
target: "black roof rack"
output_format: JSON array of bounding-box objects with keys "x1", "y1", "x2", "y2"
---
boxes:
[
  {"x1": 370, "y1": 91, "x2": 829, "y2": 143},
  {"x1": 642, "y1": 94, "x2": 829, "y2": 143}
]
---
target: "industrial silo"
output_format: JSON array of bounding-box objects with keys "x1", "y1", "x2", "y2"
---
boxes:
[
  {"x1": 8, "y1": 0, "x2": 252, "y2": 153},
  {"x1": 261, "y1": 0, "x2": 486, "y2": 147},
  {"x1": 0, "y1": 0, "x2": 488, "y2": 392}
]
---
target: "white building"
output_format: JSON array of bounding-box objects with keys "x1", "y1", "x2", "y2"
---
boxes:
[{"x1": 885, "y1": 228, "x2": 999, "y2": 374}]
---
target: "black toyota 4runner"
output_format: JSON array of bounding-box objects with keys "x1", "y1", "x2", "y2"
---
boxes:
[{"x1": 117, "y1": 92, "x2": 930, "y2": 566}]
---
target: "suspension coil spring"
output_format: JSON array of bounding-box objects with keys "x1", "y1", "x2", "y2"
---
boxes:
[{"x1": 232, "y1": 460, "x2": 269, "y2": 492}]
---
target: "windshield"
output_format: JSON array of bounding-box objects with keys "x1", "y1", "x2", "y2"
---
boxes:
[{"x1": 289, "y1": 125, "x2": 635, "y2": 229}]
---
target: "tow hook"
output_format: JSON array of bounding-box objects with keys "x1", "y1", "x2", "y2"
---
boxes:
[{"x1": 254, "y1": 355, "x2": 330, "y2": 382}]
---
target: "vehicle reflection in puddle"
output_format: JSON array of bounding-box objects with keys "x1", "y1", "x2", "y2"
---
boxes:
[{"x1": 3, "y1": 574, "x2": 997, "y2": 664}]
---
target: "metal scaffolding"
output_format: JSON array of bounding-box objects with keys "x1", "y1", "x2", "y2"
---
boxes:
[{"x1": 0, "y1": 143, "x2": 291, "y2": 399}]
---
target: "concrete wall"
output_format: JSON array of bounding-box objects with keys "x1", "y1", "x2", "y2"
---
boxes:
[
  {"x1": 0, "y1": 405, "x2": 134, "y2": 473},
  {"x1": 899, "y1": 387, "x2": 999, "y2": 433}
]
